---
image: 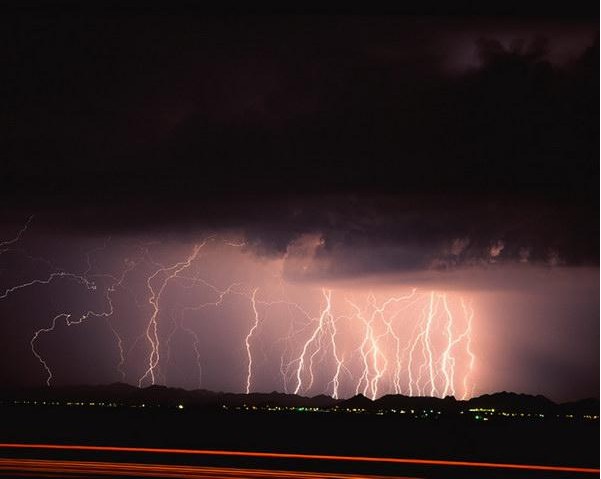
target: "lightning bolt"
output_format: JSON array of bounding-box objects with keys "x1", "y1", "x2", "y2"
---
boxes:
[
  {"x1": 245, "y1": 288, "x2": 260, "y2": 394},
  {"x1": 164, "y1": 273, "x2": 243, "y2": 388},
  {"x1": 1, "y1": 272, "x2": 96, "y2": 300},
  {"x1": 367, "y1": 290, "x2": 418, "y2": 399},
  {"x1": 286, "y1": 288, "x2": 334, "y2": 395},
  {"x1": 460, "y1": 298, "x2": 476, "y2": 399},
  {"x1": 424, "y1": 291, "x2": 438, "y2": 397},
  {"x1": 28, "y1": 248, "x2": 141, "y2": 386},
  {"x1": 328, "y1": 306, "x2": 343, "y2": 399},
  {"x1": 0, "y1": 215, "x2": 33, "y2": 255},
  {"x1": 30, "y1": 314, "x2": 70, "y2": 386},
  {"x1": 138, "y1": 240, "x2": 210, "y2": 387},
  {"x1": 348, "y1": 298, "x2": 370, "y2": 396}
]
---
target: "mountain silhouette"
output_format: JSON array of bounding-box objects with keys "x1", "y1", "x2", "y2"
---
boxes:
[{"x1": 0, "y1": 384, "x2": 597, "y2": 416}]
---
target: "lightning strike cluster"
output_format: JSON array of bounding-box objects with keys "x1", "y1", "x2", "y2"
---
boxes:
[{"x1": 0, "y1": 218, "x2": 476, "y2": 399}]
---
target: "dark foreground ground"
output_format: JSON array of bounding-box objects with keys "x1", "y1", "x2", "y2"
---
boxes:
[{"x1": 0, "y1": 405, "x2": 597, "y2": 478}]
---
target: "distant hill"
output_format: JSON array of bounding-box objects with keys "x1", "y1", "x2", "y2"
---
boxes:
[
  {"x1": 0, "y1": 384, "x2": 598, "y2": 416},
  {"x1": 465, "y1": 391, "x2": 556, "y2": 413},
  {"x1": 336, "y1": 393, "x2": 374, "y2": 410}
]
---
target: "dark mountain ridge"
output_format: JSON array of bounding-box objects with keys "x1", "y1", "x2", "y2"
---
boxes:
[{"x1": 0, "y1": 383, "x2": 598, "y2": 416}]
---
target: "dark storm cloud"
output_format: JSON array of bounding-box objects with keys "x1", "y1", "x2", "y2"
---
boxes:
[
  {"x1": 5, "y1": 190, "x2": 595, "y2": 285},
  {"x1": 242, "y1": 193, "x2": 597, "y2": 278},
  {"x1": 0, "y1": 10, "x2": 598, "y2": 275}
]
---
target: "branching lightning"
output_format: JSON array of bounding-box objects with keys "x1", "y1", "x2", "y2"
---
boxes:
[
  {"x1": 30, "y1": 314, "x2": 71, "y2": 386},
  {"x1": 1, "y1": 218, "x2": 477, "y2": 398},
  {"x1": 0, "y1": 216, "x2": 33, "y2": 255},
  {"x1": 138, "y1": 240, "x2": 211, "y2": 387},
  {"x1": 244, "y1": 289, "x2": 260, "y2": 394}
]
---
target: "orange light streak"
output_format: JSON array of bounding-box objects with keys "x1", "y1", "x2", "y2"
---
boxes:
[{"x1": 0, "y1": 444, "x2": 596, "y2": 474}]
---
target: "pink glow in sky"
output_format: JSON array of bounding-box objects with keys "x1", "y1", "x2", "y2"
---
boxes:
[{"x1": 0, "y1": 229, "x2": 596, "y2": 402}]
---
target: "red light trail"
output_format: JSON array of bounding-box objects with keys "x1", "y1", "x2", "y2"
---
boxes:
[
  {"x1": 0, "y1": 444, "x2": 597, "y2": 475},
  {"x1": 0, "y1": 458, "x2": 410, "y2": 479}
]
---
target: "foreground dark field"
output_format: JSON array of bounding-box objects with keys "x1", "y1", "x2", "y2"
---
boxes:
[{"x1": 0, "y1": 404, "x2": 597, "y2": 479}]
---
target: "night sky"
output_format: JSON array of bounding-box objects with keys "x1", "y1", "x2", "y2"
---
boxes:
[{"x1": 0, "y1": 3, "x2": 598, "y2": 401}]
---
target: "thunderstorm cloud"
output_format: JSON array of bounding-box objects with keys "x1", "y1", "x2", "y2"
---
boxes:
[{"x1": 0, "y1": 8, "x2": 597, "y2": 401}]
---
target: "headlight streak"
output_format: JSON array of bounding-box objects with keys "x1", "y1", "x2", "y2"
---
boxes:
[{"x1": 0, "y1": 444, "x2": 597, "y2": 475}]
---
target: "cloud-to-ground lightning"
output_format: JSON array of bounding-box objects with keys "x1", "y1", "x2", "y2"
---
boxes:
[
  {"x1": 287, "y1": 288, "x2": 338, "y2": 396},
  {"x1": 27, "y1": 249, "x2": 141, "y2": 386},
  {"x1": 245, "y1": 289, "x2": 260, "y2": 394},
  {"x1": 138, "y1": 240, "x2": 211, "y2": 387},
  {"x1": 29, "y1": 314, "x2": 71, "y2": 386},
  {"x1": 460, "y1": 298, "x2": 476, "y2": 399},
  {"x1": 1, "y1": 220, "x2": 477, "y2": 398}
]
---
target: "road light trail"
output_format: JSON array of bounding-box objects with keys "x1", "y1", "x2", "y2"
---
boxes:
[
  {"x1": 0, "y1": 444, "x2": 597, "y2": 475},
  {"x1": 0, "y1": 458, "x2": 417, "y2": 479}
]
